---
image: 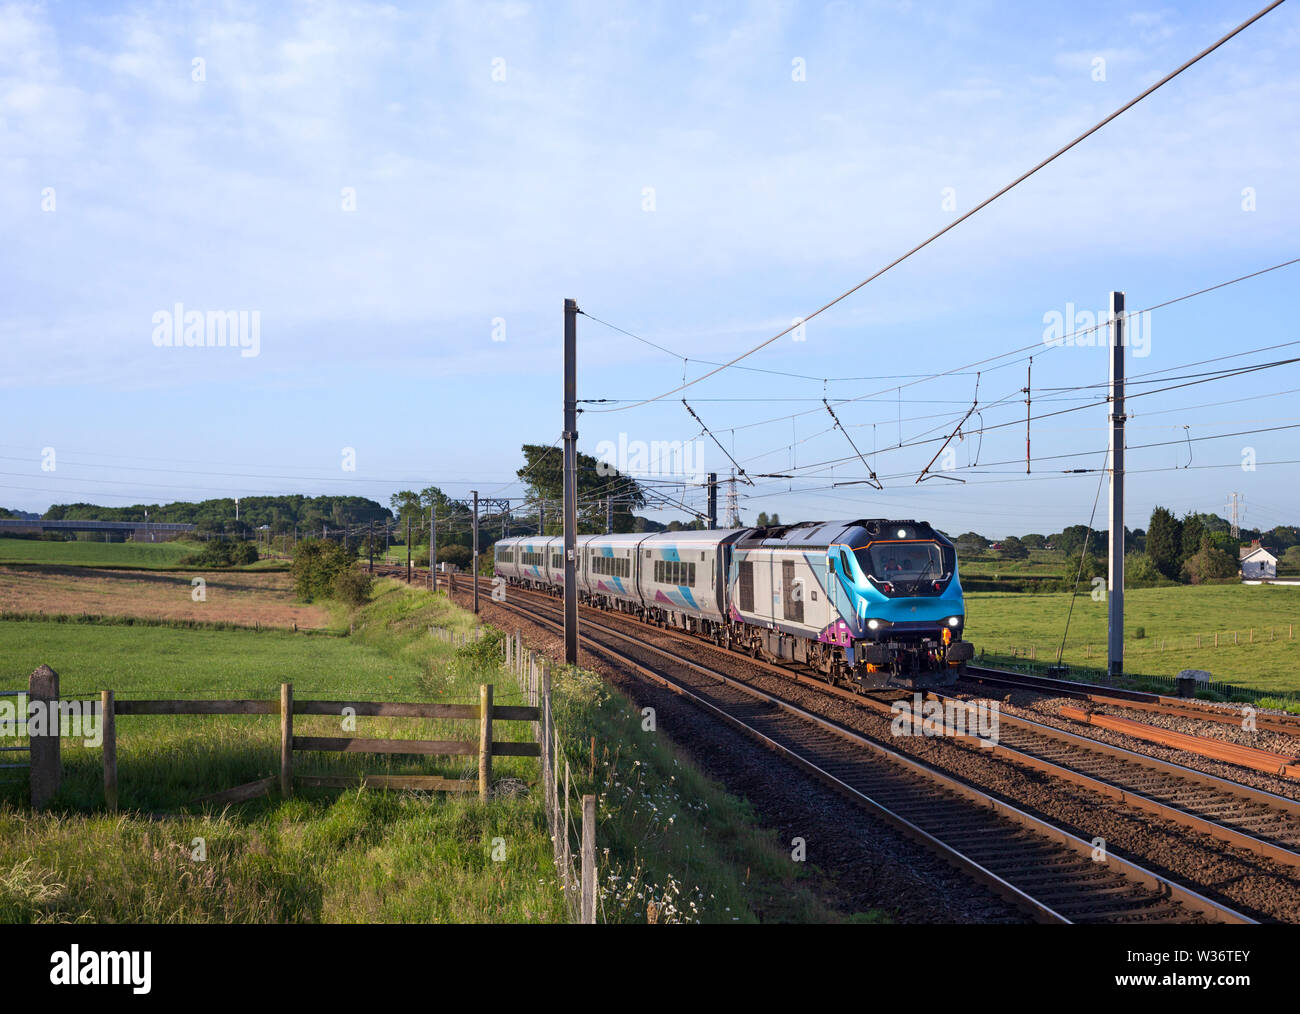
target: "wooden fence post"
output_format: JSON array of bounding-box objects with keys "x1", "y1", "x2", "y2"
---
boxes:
[
  {"x1": 479, "y1": 684, "x2": 493, "y2": 801},
  {"x1": 101, "y1": 690, "x2": 117, "y2": 813},
  {"x1": 580, "y1": 793, "x2": 596, "y2": 924},
  {"x1": 280, "y1": 683, "x2": 293, "y2": 797},
  {"x1": 28, "y1": 665, "x2": 60, "y2": 810},
  {"x1": 514, "y1": 630, "x2": 522, "y2": 674}
]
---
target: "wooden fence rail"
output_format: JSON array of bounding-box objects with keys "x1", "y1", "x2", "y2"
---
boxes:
[{"x1": 94, "y1": 681, "x2": 539, "y2": 810}]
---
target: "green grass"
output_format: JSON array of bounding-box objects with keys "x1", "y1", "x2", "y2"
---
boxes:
[
  {"x1": 365, "y1": 544, "x2": 432, "y2": 566},
  {"x1": 0, "y1": 538, "x2": 285, "y2": 571},
  {"x1": 0, "y1": 580, "x2": 841, "y2": 923},
  {"x1": 545, "y1": 661, "x2": 837, "y2": 923},
  {"x1": 960, "y1": 548, "x2": 1067, "y2": 578},
  {"x1": 967, "y1": 584, "x2": 1300, "y2": 694},
  {"x1": 0, "y1": 585, "x2": 556, "y2": 922}
]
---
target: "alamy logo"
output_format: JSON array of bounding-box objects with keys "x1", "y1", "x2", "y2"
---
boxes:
[
  {"x1": 151, "y1": 304, "x2": 260, "y2": 358},
  {"x1": 594, "y1": 434, "x2": 706, "y2": 483},
  {"x1": 0, "y1": 695, "x2": 101, "y2": 747},
  {"x1": 1041, "y1": 304, "x2": 1150, "y2": 358},
  {"x1": 50, "y1": 946, "x2": 151, "y2": 994},
  {"x1": 890, "y1": 693, "x2": 1000, "y2": 745}
]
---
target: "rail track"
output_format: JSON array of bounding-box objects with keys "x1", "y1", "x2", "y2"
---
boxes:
[
  {"x1": 469, "y1": 580, "x2": 1300, "y2": 868},
  {"x1": 483, "y1": 581, "x2": 1300, "y2": 865},
  {"x1": 962, "y1": 665, "x2": 1300, "y2": 737},
  {"x1": 468, "y1": 577, "x2": 1255, "y2": 924}
]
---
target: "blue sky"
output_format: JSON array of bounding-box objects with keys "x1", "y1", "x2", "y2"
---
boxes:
[{"x1": 2, "y1": 0, "x2": 1298, "y2": 537}]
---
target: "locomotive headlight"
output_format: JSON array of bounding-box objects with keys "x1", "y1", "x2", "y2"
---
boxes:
[
  {"x1": 947, "y1": 616, "x2": 962, "y2": 627},
  {"x1": 868, "y1": 619, "x2": 880, "y2": 630},
  {"x1": 897, "y1": 528, "x2": 908, "y2": 538}
]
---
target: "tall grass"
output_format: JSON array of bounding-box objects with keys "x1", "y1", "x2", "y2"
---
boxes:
[{"x1": 0, "y1": 580, "x2": 843, "y2": 923}]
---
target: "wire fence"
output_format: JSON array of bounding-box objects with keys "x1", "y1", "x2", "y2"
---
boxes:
[
  {"x1": 0, "y1": 688, "x2": 30, "y2": 783},
  {"x1": 502, "y1": 630, "x2": 598, "y2": 924}
]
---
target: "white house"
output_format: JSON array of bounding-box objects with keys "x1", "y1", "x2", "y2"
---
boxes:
[{"x1": 1239, "y1": 542, "x2": 1277, "y2": 580}]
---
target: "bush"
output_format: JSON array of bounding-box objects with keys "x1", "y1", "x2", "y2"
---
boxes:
[
  {"x1": 291, "y1": 539, "x2": 358, "y2": 602},
  {"x1": 1056, "y1": 550, "x2": 1105, "y2": 590},
  {"x1": 1181, "y1": 537, "x2": 1238, "y2": 585},
  {"x1": 332, "y1": 568, "x2": 373, "y2": 607},
  {"x1": 437, "y1": 545, "x2": 472, "y2": 569},
  {"x1": 999, "y1": 536, "x2": 1029, "y2": 560},
  {"x1": 1133, "y1": 626, "x2": 1146, "y2": 640},
  {"x1": 1125, "y1": 551, "x2": 1163, "y2": 587},
  {"x1": 181, "y1": 540, "x2": 260, "y2": 568}
]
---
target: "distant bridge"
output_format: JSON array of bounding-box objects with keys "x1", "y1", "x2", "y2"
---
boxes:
[{"x1": 0, "y1": 518, "x2": 196, "y2": 542}]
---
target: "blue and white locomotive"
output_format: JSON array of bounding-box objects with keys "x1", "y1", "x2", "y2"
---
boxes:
[{"x1": 493, "y1": 519, "x2": 973, "y2": 689}]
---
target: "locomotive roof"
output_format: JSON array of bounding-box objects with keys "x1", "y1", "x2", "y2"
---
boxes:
[{"x1": 736, "y1": 519, "x2": 950, "y2": 549}]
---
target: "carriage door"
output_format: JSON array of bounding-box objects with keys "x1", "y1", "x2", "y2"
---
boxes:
[{"x1": 782, "y1": 560, "x2": 803, "y2": 623}]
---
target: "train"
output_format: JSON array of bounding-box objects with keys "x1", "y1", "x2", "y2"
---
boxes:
[{"x1": 492, "y1": 518, "x2": 973, "y2": 689}]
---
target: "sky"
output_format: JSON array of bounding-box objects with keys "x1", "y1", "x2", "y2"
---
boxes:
[{"x1": 2, "y1": 0, "x2": 1298, "y2": 538}]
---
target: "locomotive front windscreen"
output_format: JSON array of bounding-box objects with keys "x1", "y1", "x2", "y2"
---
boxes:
[{"x1": 855, "y1": 541, "x2": 947, "y2": 593}]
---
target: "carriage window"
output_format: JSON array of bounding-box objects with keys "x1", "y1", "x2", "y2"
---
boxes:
[{"x1": 738, "y1": 560, "x2": 754, "y2": 611}]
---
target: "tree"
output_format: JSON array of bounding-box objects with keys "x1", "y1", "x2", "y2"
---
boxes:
[
  {"x1": 769, "y1": 513, "x2": 781, "y2": 525},
  {"x1": 1063, "y1": 549, "x2": 1105, "y2": 584},
  {"x1": 999, "y1": 536, "x2": 1029, "y2": 560},
  {"x1": 1146, "y1": 506, "x2": 1183, "y2": 580},
  {"x1": 1180, "y1": 536, "x2": 1237, "y2": 585},
  {"x1": 1265, "y1": 526, "x2": 1299, "y2": 552},
  {"x1": 755, "y1": 512, "x2": 770, "y2": 526},
  {"x1": 1021, "y1": 533, "x2": 1046, "y2": 550},
  {"x1": 1051, "y1": 524, "x2": 1102, "y2": 558},
  {"x1": 437, "y1": 544, "x2": 472, "y2": 568},
  {"x1": 1125, "y1": 551, "x2": 1163, "y2": 587},
  {"x1": 954, "y1": 532, "x2": 989, "y2": 552},
  {"x1": 291, "y1": 539, "x2": 358, "y2": 602},
  {"x1": 516, "y1": 443, "x2": 648, "y2": 534}
]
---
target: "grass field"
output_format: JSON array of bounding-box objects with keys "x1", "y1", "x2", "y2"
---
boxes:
[
  {"x1": 0, "y1": 580, "x2": 837, "y2": 923},
  {"x1": 968, "y1": 584, "x2": 1300, "y2": 694},
  {"x1": 0, "y1": 566, "x2": 333, "y2": 630},
  {"x1": 960, "y1": 549, "x2": 1067, "y2": 579},
  {"x1": 0, "y1": 538, "x2": 285, "y2": 571}
]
